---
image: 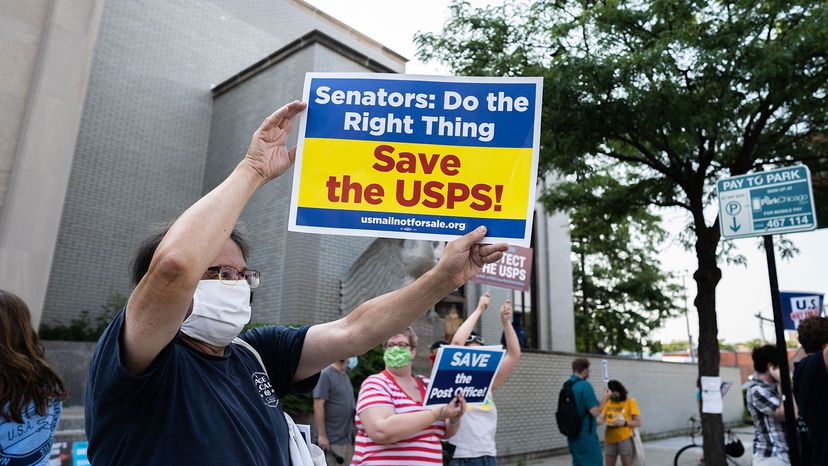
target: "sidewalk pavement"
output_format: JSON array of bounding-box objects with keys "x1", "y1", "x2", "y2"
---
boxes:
[{"x1": 517, "y1": 427, "x2": 755, "y2": 466}]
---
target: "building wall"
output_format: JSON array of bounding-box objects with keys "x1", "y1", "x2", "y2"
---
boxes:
[
  {"x1": 492, "y1": 352, "x2": 744, "y2": 459},
  {"x1": 0, "y1": 0, "x2": 50, "y2": 211},
  {"x1": 40, "y1": 0, "x2": 404, "y2": 325},
  {"x1": 0, "y1": 0, "x2": 104, "y2": 328}
]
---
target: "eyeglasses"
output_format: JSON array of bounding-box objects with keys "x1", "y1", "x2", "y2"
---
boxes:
[
  {"x1": 204, "y1": 266, "x2": 260, "y2": 289},
  {"x1": 384, "y1": 342, "x2": 412, "y2": 349},
  {"x1": 466, "y1": 335, "x2": 485, "y2": 345}
]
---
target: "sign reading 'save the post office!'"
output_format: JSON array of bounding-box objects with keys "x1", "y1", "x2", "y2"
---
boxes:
[
  {"x1": 423, "y1": 345, "x2": 505, "y2": 406},
  {"x1": 288, "y1": 73, "x2": 543, "y2": 247},
  {"x1": 716, "y1": 165, "x2": 817, "y2": 239}
]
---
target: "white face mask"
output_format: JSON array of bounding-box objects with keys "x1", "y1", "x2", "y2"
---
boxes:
[{"x1": 181, "y1": 279, "x2": 251, "y2": 347}]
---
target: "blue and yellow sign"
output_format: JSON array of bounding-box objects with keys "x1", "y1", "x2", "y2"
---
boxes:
[{"x1": 288, "y1": 73, "x2": 543, "y2": 246}]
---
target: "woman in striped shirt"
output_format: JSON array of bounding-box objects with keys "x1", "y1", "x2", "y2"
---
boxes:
[{"x1": 353, "y1": 327, "x2": 465, "y2": 465}]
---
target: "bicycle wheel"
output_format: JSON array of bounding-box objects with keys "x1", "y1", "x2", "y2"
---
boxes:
[{"x1": 674, "y1": 444, "x2": 705, "y2": 466}]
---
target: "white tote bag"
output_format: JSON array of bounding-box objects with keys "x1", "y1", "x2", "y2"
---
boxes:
[
  {"x1": 234, "y1": 337, "x2": 327, "y2": 466},
  {"x1": 631, "y1": 428, "x2": 646, "y2": 466}
]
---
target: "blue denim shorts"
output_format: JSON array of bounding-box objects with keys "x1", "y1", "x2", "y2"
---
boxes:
[{"x1": 449, "y1": 456, "x2": 497, "y2": 466}]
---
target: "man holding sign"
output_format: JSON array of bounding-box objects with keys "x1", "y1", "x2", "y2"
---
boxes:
[{"x1": 85, "y1": 101, "x2": 507, "y2": 466}]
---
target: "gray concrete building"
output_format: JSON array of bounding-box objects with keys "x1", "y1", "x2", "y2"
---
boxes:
[{"x1": 0, "y1": 0, "x2": 575, "y2": 353}]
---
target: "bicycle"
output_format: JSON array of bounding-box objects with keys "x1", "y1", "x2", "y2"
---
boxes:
[{"x1": 673, "y1": 417, "x2": 743, "y2": 465}]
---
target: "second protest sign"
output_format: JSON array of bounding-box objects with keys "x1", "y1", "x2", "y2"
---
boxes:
[
  {"x1": 289, "y1": 73, "x2": 543, "y2": 246},
  {"x1": 424, "y1": 345, "x2": 505, "y2": 406}
]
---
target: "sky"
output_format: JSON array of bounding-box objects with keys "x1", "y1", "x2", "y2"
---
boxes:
[{"x1": 304, "y1": 0, "x2": 827, "y2": 344}]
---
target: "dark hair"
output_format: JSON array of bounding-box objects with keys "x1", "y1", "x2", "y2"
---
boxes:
[
  {"x1": 130, "y1": 222, "x2": 251, "y2": 285},
  {"x1": 752, "y1": 344, "x2": 779, "y2": 373},
  {"x1": 430, "y1": 340, "x2": 448, "y2": 351},
  {"x1": 607, "y1": 380, "x2": 628, "y2": 401},
  {"x1": 0, "y1": 290, "x2": 66, "y2": 423},
  {"x1": 572, "y1": 357, "x2": 590, "y2": 373},
  {"x1": 797, "y1": 317, "x2": 828, "y2": 354}
]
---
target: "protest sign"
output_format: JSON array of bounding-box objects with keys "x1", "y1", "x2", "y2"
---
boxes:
[
  {"x1": 471, "y1": 245, "x2": 533, "y2": 291},
  {"x1": 781, "y1": 291, "x2": 825, "y2": 331},
  {"x1": 424, "y1": 345, "x2": 505, "y2": 406},
  {"x1": 289, "y1": 73, "x2": 543, "y2": 246}
]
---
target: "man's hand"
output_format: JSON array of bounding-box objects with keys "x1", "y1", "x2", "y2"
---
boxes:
[
  {"x1": 500, "y1": 299, "x2": 512, "y2": 326},
  {"x1": 477, "y1": 292, "x2": 492, "y2": 312},
  {"x1": 436, "y1": 227, "x2": 507, "y2": 289},
  {"x1": 243, "y1": 101, "x2": 307, "y2": 183},
  {"x1": 317, "y1": 434, "x2": 330, "y2": 452}
]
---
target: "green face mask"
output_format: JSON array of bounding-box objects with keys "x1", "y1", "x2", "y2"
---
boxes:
[{"x1": 383, "y1": 346, "x2": 413, "y2": 369}]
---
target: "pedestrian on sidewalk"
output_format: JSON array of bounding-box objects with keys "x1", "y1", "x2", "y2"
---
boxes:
[
  {"x1": 446, "y1": 293, "x2": 523, "y2": 466},
  {"x1": 597, "y1": 380, "x2": 641, "y2": 466},
  {"x1": 0, "y1": 289, "x2": 66, "y2": 466},
  {"x1": 793, "y1": 316, "x2": 828, "y2": 465},
  {"x1": 313, "y1": 358, "x2": 356, "y2": 464},
  {"x1": 746, "y1": 345, "x2": 790, "y2": 466},
  {"x1": 560, "y1": 358, "x2": 608, "y2": 466}
]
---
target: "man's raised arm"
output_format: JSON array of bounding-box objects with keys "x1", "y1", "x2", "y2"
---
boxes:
[
  {"x1": 123, "y1": 102, "x2": 306, "y2": 375},
  {"x1": 295, "y1": 227, "x2": 507, "y2": 381}
]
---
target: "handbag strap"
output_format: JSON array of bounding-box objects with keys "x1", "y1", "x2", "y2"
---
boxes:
[
  {"x1": 233, "y1": 337, "x2": 267, "y2": 375},
  {"x1": 232, "y1": 337, "x2": 321, "y2": 466}
]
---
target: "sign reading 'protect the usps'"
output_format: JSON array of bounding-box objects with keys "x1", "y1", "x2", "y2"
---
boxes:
[
  {"x1": 288, "y1": 73, "x2": 543, "y2": 247},
  {"x1": 716, "y1": 165, "x2": 817, "y2": 239},
  {"x1": 423, "y1": 345, "x2": 505, "y2": 406}
]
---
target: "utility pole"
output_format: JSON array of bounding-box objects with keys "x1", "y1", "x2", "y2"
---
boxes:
[{"x1": 754, "y1": 311, "x2": 774, "y2": 343}]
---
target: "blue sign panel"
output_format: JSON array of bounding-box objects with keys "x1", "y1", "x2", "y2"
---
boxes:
[
  {"x1": 72, "y1": 441, "x2": 90, "y2": 466},
  {"x1": 780, "y1": 291, "x2": 825, "y2": 331},
  {"x1": 717, "y1": 166, "x2": 817, "y2": 239},
  {"x1": 424, "y1": 345, "x2": 504, "y2": 406}
]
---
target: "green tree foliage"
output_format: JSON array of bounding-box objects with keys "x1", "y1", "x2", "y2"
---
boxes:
[
  {"x1": 39, "y1": 291, "x2": 127, "y2": 341},
  {"x1": 417, "y1": 1, "x2": 827, "y2": 461},
  {"x1": 547, "y1": 166, "x2": 681, "y2": 354}
]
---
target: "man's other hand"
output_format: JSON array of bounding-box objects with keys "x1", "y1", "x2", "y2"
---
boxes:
[{"x1": 436, "y1": 227, "x2": 507, "y2": 289}]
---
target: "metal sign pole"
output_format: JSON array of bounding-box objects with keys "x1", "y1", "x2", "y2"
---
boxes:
[{"x1": 763, "y1": 234, "x2": 801, "y2": 466}]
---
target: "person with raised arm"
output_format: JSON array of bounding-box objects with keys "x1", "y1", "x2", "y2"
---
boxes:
[
  {"x1": 445, "y1": 292, "x2": 522, "y2": 466},
  {"x1": 84, "y1": 101, "x2": 507, "y2": 466}
]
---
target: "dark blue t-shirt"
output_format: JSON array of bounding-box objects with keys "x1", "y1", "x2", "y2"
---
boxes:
[
  {"x1": 85, "y1": 308, "x2": 319, "y2": 465},
  {"x1": 794, "y1": 351, "x2": 828, "y2": 465}
]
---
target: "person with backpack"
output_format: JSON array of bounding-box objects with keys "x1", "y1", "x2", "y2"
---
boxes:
[{"x1": 557, "y1": 358, "x2": 609, "y2": 465}]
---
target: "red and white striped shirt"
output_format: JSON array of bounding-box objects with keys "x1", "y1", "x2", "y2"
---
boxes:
[{"x1": 352, "y1": 370, "x2": 446, "y2": 465}]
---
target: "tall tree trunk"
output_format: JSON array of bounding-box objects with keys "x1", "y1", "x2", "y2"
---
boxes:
[{"x1": 694, "y1": 226, "x2": 725, "y2": 464}]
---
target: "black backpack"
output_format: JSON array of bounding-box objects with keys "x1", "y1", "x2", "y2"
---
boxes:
[{"x1": 555, "y1": 379, "x2": 589, "y2": 439}]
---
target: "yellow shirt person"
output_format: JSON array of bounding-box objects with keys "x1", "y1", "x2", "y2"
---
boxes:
[{"x1": 602, "y1": 397, "x2": 640, "y2": 443}]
